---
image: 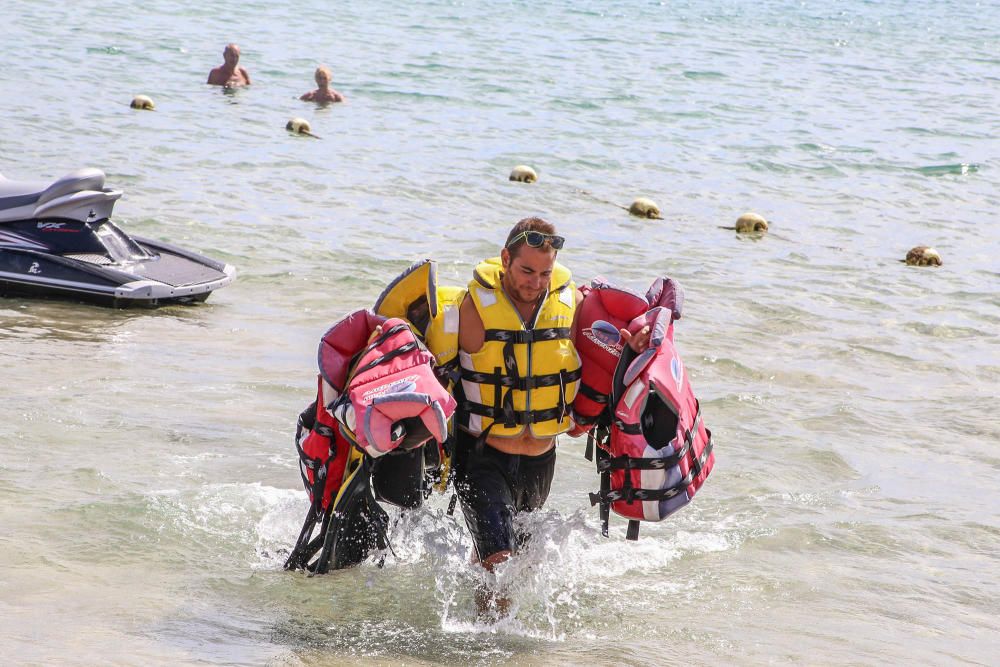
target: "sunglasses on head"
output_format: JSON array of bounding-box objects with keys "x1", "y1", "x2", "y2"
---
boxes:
[{"x1": 506, "y1": 230, "x2": 565, "y2": 250}]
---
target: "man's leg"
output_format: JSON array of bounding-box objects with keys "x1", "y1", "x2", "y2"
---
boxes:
[
  {"x1": 454, "y1": 431, "x2": 518, "y2": 617},
  {"x1": 512, "y1": 446, "x2": 557, "y2": 552}
]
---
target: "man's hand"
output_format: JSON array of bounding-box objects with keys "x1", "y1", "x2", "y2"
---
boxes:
[{"x1": 620, "y1": 325, "x2": 651, "y2": 353}]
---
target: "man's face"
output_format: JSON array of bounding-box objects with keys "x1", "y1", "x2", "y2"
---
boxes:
[
  {"x1": 224, "y1": 45, "x2": 240, "y2": 66},
  {"x1": 501, "y1": 245, "x2": 556, "y2": 305}
]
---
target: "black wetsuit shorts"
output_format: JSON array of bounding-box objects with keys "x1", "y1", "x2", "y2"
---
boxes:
[{"x1": 453, "y1": 428, "x2": 556, "y2": 562}]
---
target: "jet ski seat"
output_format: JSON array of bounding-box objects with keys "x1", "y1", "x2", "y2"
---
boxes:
[
  {"x1": 0, "y1": 168, "x2": 106, "y2": 212},
  {"x1": 0, "y1": 175, "x2": 47, "y2": 211}
]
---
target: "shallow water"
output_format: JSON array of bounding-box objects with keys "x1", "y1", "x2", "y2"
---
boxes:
[{"x1": 1, "y1": 0, "x2": 998, "y2": 665}]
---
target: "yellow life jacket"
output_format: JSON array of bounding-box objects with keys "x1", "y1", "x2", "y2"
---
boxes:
[
  {"x1": 459, "y1": 257, "x2": 581, "y2": 439},
  {"x1": 374, "y1": 259, "x2": 464, "y2": 375},
  {"x1": 374, "y1": 259, "x2": 464, "y2": 492}
]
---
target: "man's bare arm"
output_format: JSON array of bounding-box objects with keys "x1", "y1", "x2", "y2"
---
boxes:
[{"x1": 458, "y1": 293, "x2": 485, "y2": 354}]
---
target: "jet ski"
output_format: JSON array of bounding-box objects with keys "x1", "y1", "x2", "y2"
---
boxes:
[{"x1": 0, "y1": 168, "x2": 235, "y2": 307}]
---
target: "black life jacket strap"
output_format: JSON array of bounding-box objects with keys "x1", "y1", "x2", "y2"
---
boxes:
[
  {"x1": 587, "y1": 467, "x2": 613, "y2": 538},
  {"x1": 460, "y1": 401, "x2": 564, "y2": 426},
  {"x1": 591, "y1": 484, "x2": 682, "y2": 505},
  {"x1": 626, "y1": 520, "x2": 641, "y2": 541},
  {"x1": 691, "y1": 429, "x2": 713, "y2": 478},
  {"x1": 285, "y1": 504, "x2": 334, "y2": 572},
  {"x1": 484, "y1": 327, "x2": 571, "y2": 344},
  {"x1": 283, "y1": 508, "x2": 319, "y2": 571},
  {"x1": 577, "y1": 381, "x2": 609, "y2": 404},
  {"x1": 584, "y1": 421, "x2": 611, "y2": 462},
  {"x1": 613, "y1": 417, "x2": 643, "y2": 435},
  {"x1": 351, "y1": 341, "x2": 418, "y2": 376},
  {"x1": 460, "y1": 366, "x2": 581, "y2": 391},
  {"x1": 435, "y1": 358, "x2": 462, "y2": 387},
  {"x1": 365, "y1": 322, "x2": 410, "y2": 350}
]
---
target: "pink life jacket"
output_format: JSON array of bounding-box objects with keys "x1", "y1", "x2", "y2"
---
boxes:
[
  {"x1": 572, "y1": 277, "x2": 685, "y2": 456},
  {"x1": 332, "y1": 317, "x2": 457, "y2": 459},
  {"x1": 589, "y1": 306, "x2": 714, "y2": 540}
]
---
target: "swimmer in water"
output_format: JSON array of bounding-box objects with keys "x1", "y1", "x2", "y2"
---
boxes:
[
  {"x1": 207, "y1": 43, "x2": 251, "y2": 87},
  {"x1": 300, "y1": 65, "x2": 345, "y2": 103}
]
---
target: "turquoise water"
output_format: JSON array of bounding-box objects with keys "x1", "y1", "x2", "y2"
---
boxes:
[{"x1": 1, "y1": 1, "x2": 998, "y2": 664}]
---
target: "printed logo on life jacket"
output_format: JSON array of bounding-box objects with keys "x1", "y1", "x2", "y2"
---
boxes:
[
  {"x1": 583, "y1": 320, "x2": 623, "y2": 357},
  {"x1": 360, "y1": 375, "x2": 419, "y2": 402},
  {"x1": 670, "y1": 355, "x2": 684, "y2": 391}
]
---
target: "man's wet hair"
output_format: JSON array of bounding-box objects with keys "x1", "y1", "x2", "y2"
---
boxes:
[{"x1": 504, "y1": 217, "x2": 558, "y2": 257}]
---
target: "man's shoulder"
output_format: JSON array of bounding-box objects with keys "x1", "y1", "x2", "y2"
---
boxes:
[
  {"x1": 459, "y1": 291, "x2": 477, "y2": 316},
  {"x1": 458, "y1": 292, "x2": 484, "y2": 329}
]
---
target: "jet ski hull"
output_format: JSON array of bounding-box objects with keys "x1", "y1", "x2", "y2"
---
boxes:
[{"x1": 0, "y1": 235, "x2": 236, "y2": 307}]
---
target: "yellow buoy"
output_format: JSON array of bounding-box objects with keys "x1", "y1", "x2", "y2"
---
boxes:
[
  {"x1": 629, "y1": 197, "x2": 661, "y2": 219},
  {"x1": 130, "y1": 94, "x2": 155, "y2": 110},
  {"x1": 286, "y1": 117, "x2": 319, "y2": 138},
  {"x1": 735, "y1": 212, "x2": 768, "y2": 233},
  {"x1": 904, "y1": 246, "x2": 942, "y2": 267},
  {"x1": 509, "y1": 165, "x2": 537, "y2": 183}
]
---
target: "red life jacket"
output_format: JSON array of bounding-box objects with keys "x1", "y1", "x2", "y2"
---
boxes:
[
  {"x1": 589, "y1": 306, "x2": 714, "y2": 540},
  {"x1": 571, "y1": 277, "x2": 685, "y2": 455},
  {"x1": 294, "y1": 377, "x2": 352, "y2": 513},
  {"x1": 572, "y1": 279, "x2": 650, "y2": 435}
]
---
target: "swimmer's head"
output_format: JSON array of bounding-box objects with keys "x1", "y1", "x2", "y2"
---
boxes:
[
  {"x1": 224, "y1": 43, "x2": 241, "y2": 66},
  {"x1": 315, "y1": 66, "x2": 332, "y2": 87}
]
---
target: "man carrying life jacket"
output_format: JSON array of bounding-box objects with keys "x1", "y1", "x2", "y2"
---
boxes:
[{"x1": 454, "y1": 216, "x2": 649, "y2": 616}]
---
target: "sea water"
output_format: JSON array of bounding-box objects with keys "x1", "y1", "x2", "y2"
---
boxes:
[{"x1": 1, "y1": 0, "x2": 997, "y2": 664}]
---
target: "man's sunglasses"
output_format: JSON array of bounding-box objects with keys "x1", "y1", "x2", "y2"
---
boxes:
[{"x1": 506, "y1": 231, "x2": 565, "y2": 250}]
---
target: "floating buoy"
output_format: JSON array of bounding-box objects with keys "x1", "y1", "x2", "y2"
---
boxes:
[
  {"x1": 130, "y1": 94, "x2": 155, "y2": 110},
  {"x1": 509, "y1": 165, "x2": 537, "y2": 183},
  {"x1": 628, "y1": 197, "x2": 661, "y2": 219},
  {"x1": 286, "y1": 117, "x2": 319, "y2": 139},
  {"x1": 904, "y1": 246, "x2": 942, "y2": 267},
  {"x1": 735, "y1": 212, "x2": 768, "y2": 233}
]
